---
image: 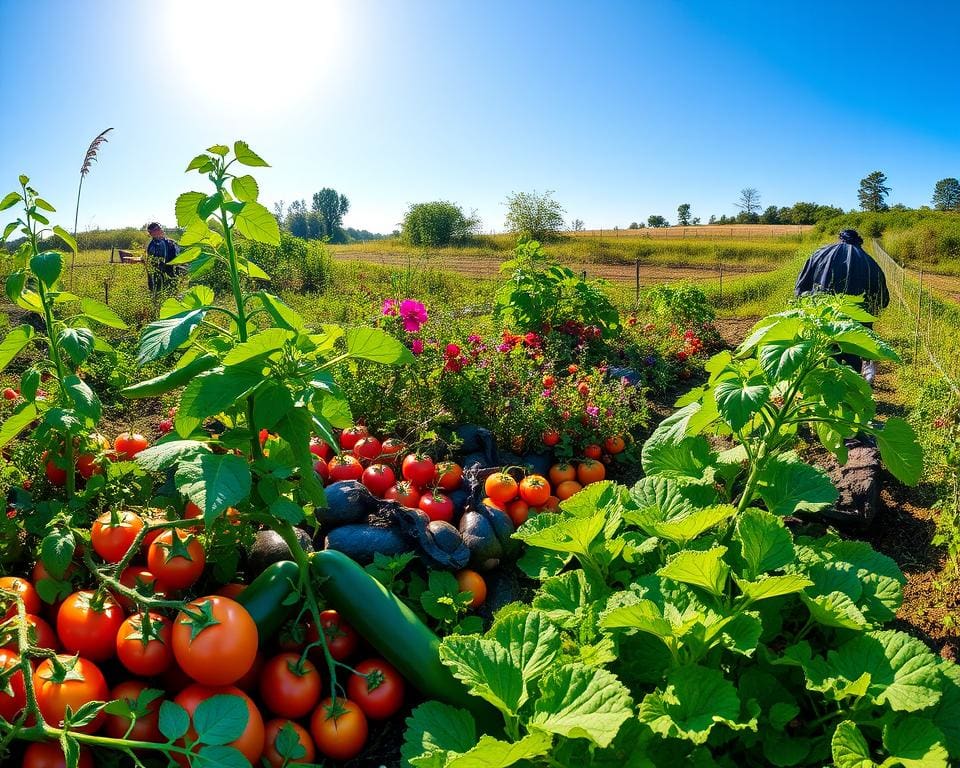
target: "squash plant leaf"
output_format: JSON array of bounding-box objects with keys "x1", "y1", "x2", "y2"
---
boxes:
[
  {"x1": 830, "y1": 721, "x2": 875, "y2": 768},
  {"x1": 657, "y1": 547, "x2": 729, "y2": 597},
  {"x1": 756, "y1": 454, "x2": 837, "y2": 516},
  {"x1": 882, "y1": 717, "x2": 949, "y2": 768},
  {"x1": 872, "y1": 417, "x2": 923, "y2": 486},
  {"x1": 734, "y1": 508, "x2": 795, "y2": 579},
  {"x1": 401, "y1": 702, "x2": 477, "y2": 767},
  {"x1": 234, "y1": 201, "x2": 280, "y2": 247}
]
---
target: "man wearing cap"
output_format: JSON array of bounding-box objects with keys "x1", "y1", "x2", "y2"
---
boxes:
[{"x1": 145, "y1": 222, "x2": 181, "y2": 292}]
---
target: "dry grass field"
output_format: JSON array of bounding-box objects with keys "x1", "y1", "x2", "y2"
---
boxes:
[{"x1": 567, "y1": 224, "x2": 814, "y2": 239}]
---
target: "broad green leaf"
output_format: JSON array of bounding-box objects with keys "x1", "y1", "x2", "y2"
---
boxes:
[
  {"x1": 489, "y1": 609, "x2": 562, "y2": 694},
  {"x1": 756, "y1": 454, "x2": 837, "y2": 516},
  {"x1": 193, "y1": 694, "x2": 248, "y2": 745},
  {"x1": 231, "y1": 174, "x2": 259, "y2": 202},
  {"x1": 234, "y1": 140, "x2": 269, "y2": 167},
  {"x1": 234, "y1": 201, "x2": 280, "y2": 246},
  {"x1": 168, "y1": 245, "x2": 203, "y2": 265},
  {"x1": 79, "y1": 297, "x2": 127, "y2": 329},
  {"x1": 639, "y1": 666, "x2": 748, "y2": 745},
  {"x1": 58, "y1": 327, "x2": 95, "y2": 366},
  {"x1": 831, "y1": 721, "x2": 876, "y2": 768},
  {"x1": 714, "y1": 374, "x2": 770, "y2": 432},
  {"x1": 254, "y1": 384, "x2": 294, "y2": 429},
  {"x1": 254, "y1": 291, "x2": 305, "y2": 331},
  {"x1": 30, "y1": 251, "x2": 62, "y2": 288},
  {"x1": 735, "y1": 508, "x2": 795, "y2": 579},
  {"x1": 599, "y1": 598, "x2": 673, "y2": 641},
  {"x1": 931, "y1": 662, "x2": 960, "y2": 758},
  {"x1": 801, "y1": 590, "x2": 868, "y2": 630},
  {"x1": 882, "y1": 717, "x2": 949, "y2": 768},
  {"x1": 736, "y1": 574, "x2": 813, "y2": 603},
  {"x1": 0, "y1": 402, "x2": 38, "y2": 447},
  {"x1": 135, "y1": 440, "x2": 210, "y2": 472},
  {"x1": 345, "y1": 326, "x2": 415, "y2": 364},
  {"x1": 63, "y1": 375, "x2": 100, "y2": 421},
  {"x1": 175, "y1": 191, "x2": 206, "y2": 227},
  {"x1": 447, "y1": 733, "x2": 553, "y2": 768},
  {"x1": 318, "y1": 391, "x2": 353, "y2": 429},
  {"x1": 401, "y1": 702, "x2": 477, "y2": 767},
  {"x1": 533, "y1": 569, "x2": 608, "y2": 632},
  {"x1": 758, "y1": 339, "x2": 812, "y2": 382},
  {"x1": 719, "y1": 611, "x2": 763, "y2": 656},
  {"x1": 873, "y1": 417, "x2": 923, "y2": 486},
  {"x1": 194, "y1": 746, "x2": 249, "y2": 768},
  {"x1": 628, "y1": 476, "x2": 694, "y2": 520},
  {"x1": 517, "y1": 546, "x2": 571, "y2": 581},
  {"x1": 235, "y1": 253, "x2": 270, "y2": 279},
  {"x1": 198, "y1": 192, "x2": 223, "y2": 219},
  {"x1": 833, "y1": 324, "x2": 900, "y2": 362},
  {"x1": 737, "y1": 316, "x2": 802, "y2": 357},
  {"x1": 52, "y1": 226, "x2": 77, "y2": 254},
  {"x1": 439, "y1": 636, "x2": 521, "y2": 716},
  {"x1": 658, "y1": 547, "x2": 729, "y2": 597},
  {"x1": 2, "y1": 221, "x2": 18, "y2": 241},
  {"x1": 207, "y1": 144, "x2": 229, "y2": 156},
  {"x1": 175, "y1": 453, "x2": 252, "y2": 524},
  {"x1": 0, "y1": 191, "x2": 20, "y2": 210},
  {"x1": 185, "y1": 153, "x2": 214, "y2": 172},
  {"x1": 137, "y1": 309, "x2": 207, "y2": 363},
  {"x1": 159, "y1": 700, "x2": 190, "y2": 741},
  {"x1": 269, "y1": 498, "x2": 305, "y2": 525},
  {"x1": 650, "y1": 505, "x2": 735, "y2": 546},
  {"x1": 513, "y1": 511, "x2": 606, "y2": 561},
  {"x1": 222, "y1": 327, "x2": 293, "y2": 365},
  {"x1": 0, "y1": 325, "x2": 34, "y2": 372},
  {"x1": 529, "y1": 663, "x2": 633, "y2": 748},
  {"x1": 641, "y1": 409, "x2": 716, "y2": 481},
  {"x1": 559, "y1": 480, "x2": 622, "y2": 517},
  {"x1": 176, "y1": 365, "x2": 263, "y2": 435}
]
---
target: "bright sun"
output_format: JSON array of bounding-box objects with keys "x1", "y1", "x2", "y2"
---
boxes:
[{"x1": 158, "y1": 0, "x2": 343, "y2": 113}]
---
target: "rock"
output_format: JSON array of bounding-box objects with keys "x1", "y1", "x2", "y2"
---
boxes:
[{"x1": 819, "y1": 437, "x2": 881, "y2": 527}]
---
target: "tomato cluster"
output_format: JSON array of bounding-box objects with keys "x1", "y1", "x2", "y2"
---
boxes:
[{"x1": 40, "y1": 431, "x2": 150, "y2": 487}]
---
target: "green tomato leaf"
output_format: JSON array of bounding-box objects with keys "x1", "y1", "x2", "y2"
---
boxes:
[
  {"x1": 176, "y1": 365, "x2": 264, "y2": 436},
  {"x1": 158, "y1": 700, "x2": 190, "y2": 741},
  {"x1": 0, "y1": 401, "x2": 38, "y2": 448},
  {"x1": 79, "y1": 297, "x2": 127, "y2": 329},
  {"x1": 345, "y1": 326, "x2": 415, "y2": 364},
  {"x1": 529, "y1": 663, "x2": 633, "y2": 748},
  {"x1": 0, "y1": 325, "x2": 34, "y2": 372},
  {"x1": 175, "y1": 453, "x2": 252, "y2": 525},
  {"x1": 873, "y1": 417, "x2": 923, "y2": 486},
  {"x1": 137, "y1": 309, "x2": 207, "y2": 364},
  {"x1": 231, "y1": 174, "x2": 259, "y2": 203},
  {"x1": 63, "y1": 375, "x2": 100, "y2": 421},
  {"x1": 193, "y1": 694, "x2": 248, "y2": 745},
  {"x1": 52, "y1": 226, "x2": 77, "y2": 255}
]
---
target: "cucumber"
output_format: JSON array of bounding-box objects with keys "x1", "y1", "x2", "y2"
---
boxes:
[
  {"x1": 311, "y1": 549, "x2": 488, "y2": 716},
  {"x1": 236, "y1": 559, "x2": 299, "y2": 641}
]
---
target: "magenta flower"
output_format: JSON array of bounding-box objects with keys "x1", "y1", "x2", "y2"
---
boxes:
[
  {"x1": 410, "y1": 338, "x2": 424, "y2": 355},
  {"x1": 382, "y1": 299, "x2": 399, "y2": 316},
  {"x1": 445, "y1": 343, "x2": 461, "y2": 358},
  {"x1": 467, "y1": 334, "x2": 482, "y2": 345},
  {"x1": 586, "y1": 405, "x2": 600, "y2": 418},
  {"x1": 399, "y1": 299, "x2": 429, "y2": 332}
]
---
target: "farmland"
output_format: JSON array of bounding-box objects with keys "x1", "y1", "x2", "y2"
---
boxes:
[{"x1": 0, "y1": 149, "x2": 959, "y2": 768}]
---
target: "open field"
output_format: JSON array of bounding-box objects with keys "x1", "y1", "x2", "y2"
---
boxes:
[{"x1": 566, "y1": 223, "x2": 814, "y2": 239}]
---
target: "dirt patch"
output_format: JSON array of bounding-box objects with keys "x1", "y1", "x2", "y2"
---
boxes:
[{"x1": 715, "y1": 316, "x2": 760, "y2": 348}]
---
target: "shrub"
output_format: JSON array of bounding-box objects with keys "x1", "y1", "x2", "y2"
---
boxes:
[
  {"x1": 503, "y1": 190, "x2": 566, "y2": 241},
  {"x1": 401, "y1": 201, "x2": 479, "y2": 246}
]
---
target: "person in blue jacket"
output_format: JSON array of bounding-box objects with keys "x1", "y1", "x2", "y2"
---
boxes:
[
  {"x1": 145, "y1": 222, "x2": 181, "y2": 292},
  {"x1": 794, "y1": 229, "x2": 889, "y2": 383}
]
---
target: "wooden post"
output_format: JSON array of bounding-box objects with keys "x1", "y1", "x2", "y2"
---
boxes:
[
  {"x1": 915, "y1": 267, "x2": 923, "y2": 360},
  {"x1": 104, "y1": 279, "x2": 109, "y2": 305},
  {"x1": 718, "y1": 262, "x2": 723, "y2": 302}
]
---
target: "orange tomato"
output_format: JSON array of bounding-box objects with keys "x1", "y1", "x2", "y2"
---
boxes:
[
  {"x1": 583, "y1": 444, "x2": 603, "y2": 460},
  {"x1": 484, "y1": 472, "x2": 518, "y2": 504},
  {"x1": 548, "y1": 463, "x2": 576, "y2": 486},
  {"x1": 577, "y1": 459, "x2": 606, "y2": 485},
  {"x1": 518, "y1": 475, "x2": 551, "y2": 507},
  {"x1": 604, "y1": 435, "x2": 626, "y2": 454},
  {"x1": 455, "y1": 570, "x2": 487, "y2": 609},
  {"x1": 555, "y1": 480, "x2": 583, "y2": 500},
  {"x1": 540, "y1": 495, "x2": 561, "y2": 513},
  {"x1": 506, "y1": 499, "x2": 530, "y2": 527}
]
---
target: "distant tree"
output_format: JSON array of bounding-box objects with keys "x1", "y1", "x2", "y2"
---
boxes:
[
  {"x1": 813, "y1": 204, "x2": 844, "y2": 222},
  {"x1": 285, "y1": 200, "x2": 310, "y2": 239},
  {"x1": 312, "y1": 188, "x2": 350, "y2": 241},
  {"x1": 503, "y1": 190, "x2": 566, "y2": 240},
  {"x1": 570, "y1": 218, "x2": 585, "y2": 231},
  {"x1": 735, "y1": 211, "x2": 760, "y2": 224},
  {"x1": 628, "y1": 221, "x2": 640, "y2": 230},
  {"x1": 760, "y1": 205, "x2": 780, "y2": 224},
  {"x1": 677, "y1": 203, "x2": 692, "y2": 226},
  {"x1": 273, "y1": 200, "x2": 286, "y2": 226},
  {"x1": 708, "y1": 215, "x2": 717, "y2": 224},
  {"x1": 889, "y1": 203, "x2": 909, "y2": 211},
  {"x1": 647, "y1": 215, "x2": 669, "y2": 228},
  {"x1": 691, "y1": 217, "x2": 700, "y2": 225},
  {"x1": 932, "y1": 178, "x2": 960, "y2": 211},
  {"x1": 736, "y1": 188, "x2": 761, "y2": 216},
  {"x1": 858, "y1": 171, "x2": 891, "y2": 212},
  {"x1": 402, "y1": 201, "x2": 479, "y2": 246}
]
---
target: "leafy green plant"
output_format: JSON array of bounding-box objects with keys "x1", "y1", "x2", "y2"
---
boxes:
[{"x1": 0, "y1": 177, "x2": 127, "y2": 498}]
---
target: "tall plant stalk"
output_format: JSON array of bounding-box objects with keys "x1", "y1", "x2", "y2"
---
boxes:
[{"x1": 70, "y1": 127, "x2": 113, "y2": 290}]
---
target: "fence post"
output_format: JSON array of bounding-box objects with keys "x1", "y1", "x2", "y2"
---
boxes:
[
  {"x1": 718, "y1": 262, "x2": 723, "y2": 302},
  {"x1": 104, "y1": 279, "x2": 109, "y2": 305},
  {"x1": 915, "y1": 267, "x2": 923, "y2": 361}
]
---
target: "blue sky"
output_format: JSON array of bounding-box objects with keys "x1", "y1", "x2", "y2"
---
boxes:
[{"x1": 1, "y1": 0, "x2": 958, "y2": 234}]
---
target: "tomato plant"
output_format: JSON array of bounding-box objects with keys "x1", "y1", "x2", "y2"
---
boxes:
[
  {"x1": 33, "y1": 655, "x2": 109, "y2": 734},
  {"x1": 146, "y1": 529, "x2": 205, "y2": 590},
  {"x1": 347, "y1": 658, "x2": 405, "y2": 719},
  {"x1": 310, "y1": 697, "x2": 368, "y2": 760},
  {"x1": 103, "y1": 681, "x2": 162, "y2": 743},
  {"x1": 262, "y1": 719, "x2": 316, "y2": 768},
  {"x1": 0, "y1": 576, "x2": 41, "y2": 617},
  {"x1": 328, "y1": 454, "x2": 363, "y2": 482},
  {"x1": 173, "y1": 683, "x2": 265, "y2": 765},
  {"x1": 115, "y1": 612, "x2": 173, "y2": 677},
  {"x1": 113, "y1": 432, "x2": 149, "y2": 461},
  {"x1": 259, "y1": 652, "x2": 321, "y2": 719},
  {"x1": 519, "y1": 474, "x2": 551, "y2": 506},
  {"x1": 0, "y1": 647, "x2": 26, "y2": 722},
  {"x1": 90, "y1": 510, "x2": 144, "y2": 563}
]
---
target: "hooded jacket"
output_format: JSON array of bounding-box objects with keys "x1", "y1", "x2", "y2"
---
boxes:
[{"x1": 794, "y1": 239, "x2": 890, "y2": 315}]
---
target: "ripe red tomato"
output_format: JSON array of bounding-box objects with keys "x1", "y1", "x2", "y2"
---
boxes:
[
  {"x1": 0, "y1": 576, "x2": 42, "y2": 617},
  {"x1": 577, "y1": 459, "x2": 606, "y2": 485},
  {"x1": 117, "y1": 567, "x2": 160, "y2": 611},
  {"x1": 519, "y1": 474, "x2": 551, "y2": 507},
  {"x1": 147, "y1": 529, "x2": 206, "y2": 590},
  {"x1": 259, "y1": 428, "x2": 270, "y2": 445},
  {"x1": 455, "y1": 570, "x2": 487, "y2": 609},
  {"x1": 158, "y1": 418, "x2": 173, "y2": 435},
  {"x1": 542, "y1": 428, "x2": 560, "y2": 446},
  {"x1": 484, "y1": 472, "x2": 518, "y2": 504},
  {"x1": 347, "y1": 659, "x2": 405, "y2": 720},
  {"x1": 555, "y1": 480, "x2": 583, "y2": 500},
  {"x1": 90, "y1": 510, "x2": 145, "y2": 563},
  {"x1": 548, "y1": 462, "x2": 576, "y2": 486},
  {"x1": 33, "y1": 655, "x2": 109, "y2": 733},
  {"x1": 379, "y1": 437, "x2": 406, "y2": 465},
  {"x1": 104, "y1": 680, "x2": 162, "y2": 742},
  {"x1": 309, "y1": 438, "x2": 332, "y2": 460},
  {"x1": 352, "y1": 436, "x2": 382, "y2": 464},
  {"x1": 541, "y1": 495, "x2": 561, "y2": 513},
  {"x1": 113, "y1": 432, "x2": 149, "y2": 460},
  {"x1": 418, "y1": 491, "x2": 454, "y2": 523},
  {"x1": 506, "y1": 498, "x2": 530, "y2": 527},
  {"x1": 21, "y1": 741, "x2": 94, "y2": 768},
  {"x1": 174, "y1": 684, "x2": 265, "y2": 765},
  {"x1": 401, "y1": 453, "x2": 435, "y2": 488},
  {"x1": 313, "y1": 457, "x2": 329, "y2": 483},
  {"x1": 604, "y1": 435, "x2": 626, "y2": 455},
  {"x1": 43, "y1": 455, "x2": 67, "y2": 486},
  {"x1": 327, "y1": 454, "x2": 363, "y2": 482},
  {"x1": 434, "y1": 461, "x2": 463, "y2": 491},
  {"x1": 2, "y1": 388, "x2": 18, "y2": 401},
  {"x1": 56, "y1": 591, "x2": 124, "y2": 662},
  {"x1": 583, "y1": 444, "x2": 603, "y2": 460},
  {"x1": 339, "y1": 425, "x2": 369, "y2": 450},
  {"x1": 75, "y1": 453, "x2": 102, "y2": 480},
  {"x1": 216, "y1": 582, "x2": 247, "y2": 600},
  {"x1": 361, "y1": 463, "x2": 396, "y2": 497},
  {"x1": 263, "y1": 719, "x2": 316, "y2": 768},
  {"x1": 260, "y1": 652, "x2": 322, "y2": 719},
  {"x1": 172, "y1": 596, "x2": 257, "y2": 686},
  {"x1": 310, "y1": 697, "x2": 368, "y2": 760},
  {"x1": 383, "y1": 481, "x2": 421, "y2": 509},
  {"x1": 116, "y1": 612, "x2": 173, "y2": 677},
  {"x1": 0, "y1": 647, "x2": 25, "y2": 722},
  {"x1": 309, "y1": 610, "x2": 358, "y2": 662}
]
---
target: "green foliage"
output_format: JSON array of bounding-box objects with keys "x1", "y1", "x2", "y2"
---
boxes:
[
  {"x1": 494, "y1": 240, "x2": 619, "y2": 338},
  {"x1": 858, "y1": 170, "x2": 892, "y2": 213},
  {"x1": 402, "y1": 201, "x2": 480, "y2": 246},
  {"x1": 641, "y1": 283, "x2": 715, "y2": 330},
  {"x1": 503, "y1": 190, "x2": 566, "y2": 241},
  {"x1": 932, "y1": 178, "x2": 960, "y2": 212}
]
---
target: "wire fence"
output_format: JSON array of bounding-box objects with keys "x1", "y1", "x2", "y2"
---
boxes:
[{"x1": 870, "y1": 239, "x2": 960, "y2": 395}]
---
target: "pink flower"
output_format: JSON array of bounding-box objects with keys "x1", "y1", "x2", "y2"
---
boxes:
[
  {"x1": 445, "y1": 343, "x2": 461, "y2": 358},
  {"x1": 586, "y1": 405, "x2": 600, "y2": 418},
  {"x1": 496, "y1": 343, "x2": 512, "y2": 353},
  {"x1": 410, "y1": 339, "x2": 424, "y2": 355},
  {"x1": 542, "y1": 389, "x2": 552, "y2": 398},
  {"x1": 467, "y1": 334, "x2": 482, "y2": 345},
  {"x1": 399, "y1": 300, "x2": 429, "y2": 332},
  {"x1": 382, "y1": 299, "x2": 399, "y2": 316}
]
